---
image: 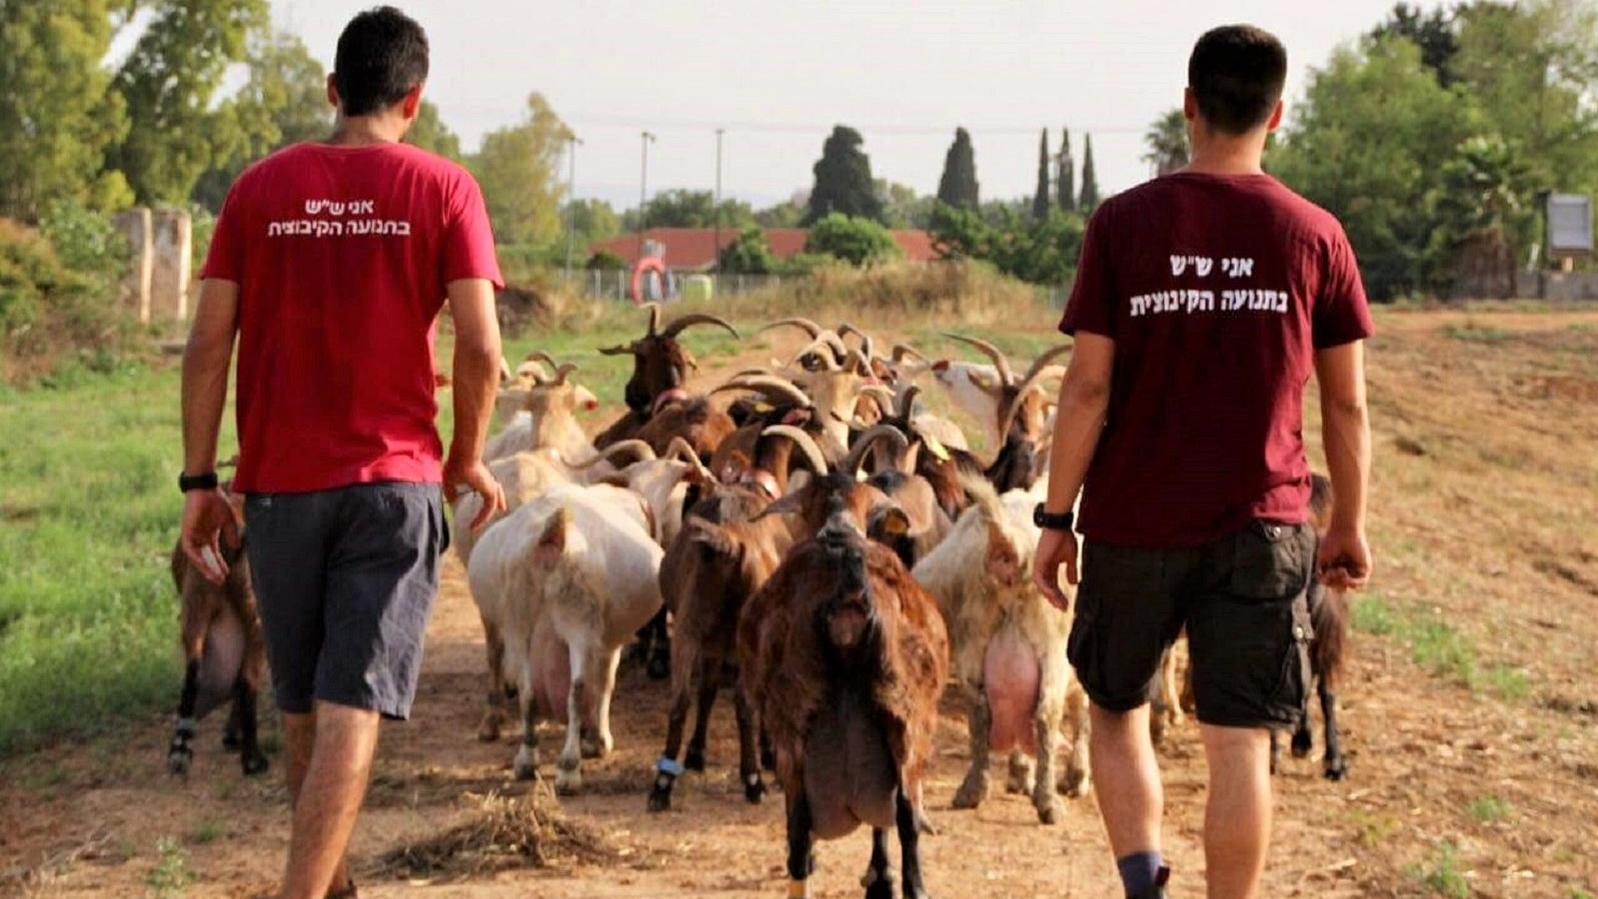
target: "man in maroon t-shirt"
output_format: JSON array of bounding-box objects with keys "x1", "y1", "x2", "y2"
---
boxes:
[
  {"x1": 178, "y1": 9, "x2": 507, "y2": 898},
  {"x1": 1033, "y1": 26, "x2": 1373, "y2": 899}
]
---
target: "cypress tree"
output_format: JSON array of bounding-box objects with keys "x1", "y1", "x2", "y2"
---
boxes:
[
  {"x1": 1031, "y1": 128, "x2": 1051, "y2": 221},
  {"x1": 803, "y1": 125, "x2": 884, "y2": 225},
  {"x1": 936, "y1": 127, "x2": 980, "y2": 210},
  {"x1": 1079, "y1": 133, "x2": 1101, "y2": 212},
  {"x1": 1055, "y1": 127, "x2": 1075, "y2": 212}
]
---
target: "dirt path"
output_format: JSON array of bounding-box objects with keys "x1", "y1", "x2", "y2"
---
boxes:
[{"x1": 3, "y1": 310, "x2": 1597, "y2": 898}]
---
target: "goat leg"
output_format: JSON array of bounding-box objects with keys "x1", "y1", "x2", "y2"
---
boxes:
[
  {"x1": 1268, "y1": 728, "x2": 1283, "y2": 776},
  {"x1": 1320, "y1": 680, "x2": 1347, "y2": 781},
  {"x1": 733, "y1": 683, "x2": 766, "y2": 804},
  {"x1": 1058, "y1": 683, "x2": 1092, "y2": 798},
  {"x1": 895, "y1": 787, "x2": 930, "y2": 899},
  {"x1": 1005, "y1": 750, "x2": 1035, "y2": 796},
  {"x1": 861, "y1": 827, "x2": 895, "y2": 899},
  {"x1": 512, "y1": 668, "x2": 541, "y2": 782},
  {"x1": 234, "y1": 676, "x2": 268, "y2": 777},
  {"x1": 685, "y1": 665, "x2": 720, "y2": 772},
  {"x1": 951, "y1": 689, "x2": 991, "y2": 810},
  {"x1": 168, "y1": 659, "x2": 200, "y2": 776},
  {"x1": 478, "y1": 619, "x2": 508, "y2": 743},
  {"x1": 759, "y1": 724, "x2": 777, "y2": 773},
  {"x1": 1031, "y1": 709, "x2": 1062, "y2": 825},
  {"x1": 555, "y1": 646, "x2": 593, "y2": 795},
  {"x1": 648, "y1": 654, "x2": 695, "y2": 813},
  {"x1": 585, "y1": 648, "x2": 621, "y2": 759},
  {"x1": 1290, "y1": 698, "x2": 1314, "y2": 760},
  {"x1": 785, "y1": 789, "x2": 816, "y2": 897},
  {"x1": 644, "y1": 608, "x2": 671, "y2": 681},
  {"x1": 222, "y1": 699, "x2": 243, "y2": 751}
]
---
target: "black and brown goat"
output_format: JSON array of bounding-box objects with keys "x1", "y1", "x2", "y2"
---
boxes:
[
  {"x1": 593, "y1": 303, "x2": 739, "y2": 449},
  {"x1": 167, "y1": 488, "x2": 268, "y2": 778},
  {"x1": 738, "y1": 438, "x2": 949, "y2": 899},
  {"x1": 647, "y1": 452, "x2": 793, "y2": 812}
]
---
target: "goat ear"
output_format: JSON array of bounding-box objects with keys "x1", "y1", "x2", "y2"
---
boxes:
[
  {"x1": 598, "y1": 343, "x2": 634, "y2": 356},
  {"x1": 965, "y1": 369, "x2": 1000, "y2": 393},
  {"x1": 576, "y1": 386, "x2": 600, "y2": 411},
  {"x1": 532, "y1": 508, "x2": 570, "y2": 567},
  {"x1": 868, "y1": 505, "x2": 911, "y2": 539},
  {"x1": 754, "y1": 486, "x2": 807, "y2": 521}
]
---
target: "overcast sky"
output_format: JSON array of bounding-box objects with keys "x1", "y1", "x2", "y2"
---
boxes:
[{"x1": 268, "y1": 0, "x2": 1444, "y2": 211}]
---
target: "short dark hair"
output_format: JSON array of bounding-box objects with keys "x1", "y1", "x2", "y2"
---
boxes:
[
  {"x1": 333, "y1": 6, "x2": 429, "y2": 117},
  {"x1": 1187, "y1": 25, "x2": 1287, "y2": 134}
]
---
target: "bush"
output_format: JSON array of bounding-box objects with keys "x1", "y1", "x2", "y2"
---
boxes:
[
  {"x1": 930, "y1": 202, "x2": 1084, "y2": 286},
  {"x1": 586, "y1": 249, "x2": 627, "y2": 271},
  {"x1": 1, "y1": 218, "x2": 138, "y2": 385},
  {"x1": 804, "y1": 213, "x2": 902, "y2": 267},
  {"x1": 39, "y1": 201, "x2": 129, "y2": 286},
  {"x1": 719, "y1": 226, "x2": 779, "y2": 274}
]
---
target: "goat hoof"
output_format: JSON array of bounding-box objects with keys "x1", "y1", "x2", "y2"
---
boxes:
[
  {"x1": 744, "y1": 775, "x2": 766, "y2": 804},
  {"x1": 580, "y1": 739, "x2": 603, "y2": 760},
  {"x1": 1324, "y1": 761, "x2": 1347, "y2": 782},
  {"x1": 477, "y1": 718, "x2": 503, "y2": 743},
  {"x1": 168, "y1": 746, "x2": 193, "y2": 776},
  {"x1": 1059, "y1": 771, "x2": 1090, "y2": 799},
  {"x1": 1291, "y1": 732, "x2": 1313, "y2": 759},
  {"x1": 760, "y1": 748, "x2": 776, "y2": 772},
  {"x1": 646, "y1": 780, "x2": 673, "y2": 813},
  {"x1": 951, "y1": 778, "x2": 984, "y2": 810},
  {"x1": 862, "y1": 873, "x2": 895, "y2": 899},
  {"x1": 555, "y1": 769, "x2": 582, "y2": 796},
  {"x1": 1036, "y1": 798, "x2": 1062, "y2": 825},
  {"x1": 221, "y1": 730, "x2": 242, "y2": 752},
  {"x1": 242, "y1": 751, "x2": 269, "y2": 777},
  {"x1": 513, "y1": 746, "x2": 540, "y2": 781},
  {"x1": 683, "y1": 748, "x2": 706, "y2": 772}
]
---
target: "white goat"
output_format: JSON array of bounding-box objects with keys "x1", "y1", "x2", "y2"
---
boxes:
[
  {"x1": 466, "y1": 482, "x2": 664, "y2": 794},
  {"x1": 483, "y1": 361, "x2": 599, "y2": 465},
  {"x1": 912, "y1": 475, "x2": 1090, "y2": 824}
]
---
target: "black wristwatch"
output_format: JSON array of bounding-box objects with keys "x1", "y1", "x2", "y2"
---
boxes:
[
  {"x1": 178, "y1": 471, "x2": 219, "y2": 493},
  {"x1": 1033, "y1": 503, "x2": 1074, "y2": 532}
]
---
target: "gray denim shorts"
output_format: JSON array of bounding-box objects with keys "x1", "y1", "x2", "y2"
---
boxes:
[{"x1": 243, "y1": 481, "x2": 447, "y2": 720}]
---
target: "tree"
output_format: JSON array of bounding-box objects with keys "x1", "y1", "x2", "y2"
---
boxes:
[
  {"x1": 1144, "y1": 109, "x2": 1189, "y2": 177},
  {"x1": 929, "y1": 202, "x2": 1084, "y2": 284},
  {"x1": 468, "y1": 93, "x2": 569, "y2": 246},
  {"x1": 407, "y1": 100, "x2": 463, "y2": 161},
  {"x1": 1031, "y1": 129, "x2": 1052, "y2": 221},
  {"x1": 193, "y1": 29, "x2": 330, "y2": 210},
  {"x1": 109, "y1": 0, "x2": 269, "y2": 205},
  {"x1": 755, "y1": 192, "x2": 807, "y2": 227},
  {"x1": 564, "y1": 198, "x2": 619, "y2": 250},
  {"x1": 719, "y1": 226, "x2": 779, "y2": 274},
  {"x1": 803, "y1": 125, "x2": 883, "y2": 225},
  {"x1": 0, "y1": 0, "x2": 132, "y2": 219},
  {"x1": 625, "y1": 189, "x2": 755, "y2": 230},
  {"x1": 1055, "y1": 127, "x2": 1076, "y2": 212},
  {"x1": 1078, "y1": 133, "x2": 1101, "y2": 212},
  {"x1": 1427, "y1": 134, "x2": 1535, "y2": 296},
  {"x1": 804, "y1": 213, "x2": 900, "y2": 266},
  {"x1": 877, "y1": 180, "x2": 936, "y2": 229},
  {"x1": 586, "y1": 249, "x2": 626, "y2": 271},
  {"x1": 1369, "y1": 2, "x2": 1460, "y2": 83},
  {"x1": 1270, "y1": 37, "x2": 1475, "y2": 299},
  {"x1": 936, "y1": 127, "x2": 979, "y2": 210}
]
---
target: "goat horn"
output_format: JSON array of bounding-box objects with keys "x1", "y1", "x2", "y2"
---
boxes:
[
  {"x1": 662, "y1": 313, "x2": 739, "y2": 341},
  {"x1": 523, "y1": 351, "x2": 561, "y2": 370},
  {"x1": 553, "y1": 362, "x2": 578, "y2": 386},
  {"x1": 843, "y1": 348, "x2": 872, "y2": 377},
  {"x1": 642, "y1": 303, "x2": 662, "y2": 337},
  {"x1": 598, "y1": 342, "x2": 636, "y2": 356},
  {"x1": 790, "y1": 336, "x2": 842, "y2": 371},
  {"x1": 755, "y1": 317, "x2": 824, "y2": 339},
  {"x1": 842, "y1": 424, "x2": 910, "y2": 478},
  {"x1": 894, "y1": 384, "x2": 921, "y2": 420},
  {"x1": 943, "y1": 333, "x2": 1015, "y2": 387},
  {"x1": 838, "y1": 323, "x2": 876, "y2": 364},
  {"x1": 762, "y1": 424, "x2": 830, "y2": 475},
  {"x1": 664, "y1": 436, "x2": 714, "y2": 481},
  {"x1": 710, "y1": 376, "x2": 813, "y2": 409},
  {"x1": 499, "y1": 357, "x2": 514, "y2": 384},
  {"x1": 857, "y1": 383, "x2": 896, "y2": 414},
  {"x1": 998, "y1": 346, "x2": 1071, "y2": 440},
  {"x1": 891, "y1": 343, "x2": 928, "y2": 364},
  {"x1": 568, "y1": 439, "x2": 657, "y2": 470}
]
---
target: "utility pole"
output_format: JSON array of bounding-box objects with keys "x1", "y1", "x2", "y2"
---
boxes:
[
  {"x1": 638, "y1": 130, "x2": 656, "y2": 266},
  {"x1": 713, "y1": 128, "x2": 725, "y2": 274},
  {"x1": 563, "y1": 131, "x2": 582, "y2": 280}
]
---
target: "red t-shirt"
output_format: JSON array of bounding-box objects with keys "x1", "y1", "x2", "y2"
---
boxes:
[
  {"x1": 201, "y1": 142, "x2": 503, "y2": 493},
  {"x1": 1060, "y1": 172, "x2": 1373, "y2": 548}
]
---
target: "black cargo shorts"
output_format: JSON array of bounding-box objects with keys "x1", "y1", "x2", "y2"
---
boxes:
[
  {"x1": 1066, "y1": 519, "x2": 1315, "y2": 729},
  {"x1": 243, "y1": 481, "x2": 448, "y2": 720}
]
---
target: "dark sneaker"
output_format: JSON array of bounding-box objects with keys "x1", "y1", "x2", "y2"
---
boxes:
[{"x1": 1129, "y1": 866, "x2": 1170, "y2": 899}]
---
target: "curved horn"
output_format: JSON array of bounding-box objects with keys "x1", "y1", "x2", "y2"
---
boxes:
[
  {"x1": 891, "y1": 343, "x2": 928, "y2": 365},
  {"x1": 838, "y1": 323, "x2": 875, "y2": 363},
  {"x1": 842, "y1": 348, "x2": 872, "y2": 377},
  {"x1": 943, "y1": 333, "x2": 1015, "y2": 387},
  {"x1": 523, "y1": 351, "x2": 561, "y2": 370},
  {"x1": 664, "y1": 436, "x2": 713, "y2": 481},
  {"x1": 790, "y1": 336, "x2": 842, "y2": 371},
  {"x1": 997, "y1": 345, "x2": 1071, "y2": 439},
  {"x1": 568, "y1": 439, "x2": 657, "y2": 470},
  {"x1": 710, "y1": 375, "x2": 813, "y2": 409},
  {"x1": 755, "y1": 317, "x2": 824, "y2": 339},
  {"x1": 598, "y1": 343, "x2": 636, "y2": 356},
  {"x1": 762, "y1": 424, "x2": 830, "y2": 475},
  {"x1": 552, "y1": 362, "x2": 578, "y2": 386},
  {"x1": 662, "y1": 313, "x2": 739, "y2": 341},
  {"x1": 642, "y1": 302, "x2": 662, "y2": 337},
  {"x1": 894, "y1": 384, "x2": 921, "y2": 421},
  {"x1": 842, "y1": 424, "x2": 910, "y2": 477},
  {"x1": 857, "y1": 383, "x2": 896, "y2": 414}
]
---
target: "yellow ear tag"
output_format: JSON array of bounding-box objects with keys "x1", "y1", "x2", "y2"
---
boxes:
[
  {"x1": 753, "y1": 402, "x2": 773, "y2": 414},
  {"x1": 884, "y1": 513, "x2": 909, "y2": 536},
  {"x1": 924, "y1": 435, "x2": 950, "y2": 462}
]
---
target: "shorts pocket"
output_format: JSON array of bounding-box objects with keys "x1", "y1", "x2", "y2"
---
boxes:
[
  {"x1": 1230, "y1": 520, "x2": 1313, "y2": 600},
  {"x1": 1270, "y1": 598, "x2": 1315, "y2": 721}
]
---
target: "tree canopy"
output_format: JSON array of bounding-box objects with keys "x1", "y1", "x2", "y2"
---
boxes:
[
  {"x1": 937, "y1": 128, "x2": 979, "y2": 211},
  {"x1": 468, "y1": 93, "x2": 570, "y2": 247},
  {"x1": 1055, "y1": 127, "x2": 1075, "y2": 212},
  {"x1": 804, "y1": 213, "x2": 900, "y2": 266},
  {"x1": 1144, "y1": 109, "x2": 1189, "y2": 177},
  {"x1": 803, "y1": 126, "x2": 883, "y2": 225},
  {"x1": 1078, "y1": 134, "x2": 1100, "y2": 212}
]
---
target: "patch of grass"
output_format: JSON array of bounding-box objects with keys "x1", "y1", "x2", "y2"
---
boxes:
[
  {"x1": 1467, "y1": 794, "x2": 1510, "y2": 823},
  {"x1": 1405, "y1": 841, "x2": 1470, "y2": 898},
  {"x1": 1349, "y1": 809, "x2": 1401, "y2": 848},
  {"x1": 185, "y1": 822, "x2": 224, "y2": 845},
  {"x1": 145, "y1": 836, "x2": 193, "y2": 898},
  {"x1": 1569, "y1": 887, "x2": 1593, "y2": 899},
  {"x1": 1483, "y1": 663, "x2": 1531, "y2": 701},
  {"x1": 1353, "y1": 593, "x2": 1531, "y2": 700},
  {"x1": 1442, "y1": 321, "x2": 1514, "y2": 344}
]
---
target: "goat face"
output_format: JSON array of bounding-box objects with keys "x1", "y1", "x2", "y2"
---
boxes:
[
  {"x1": 617, "y1": 336, "x2": 693, "y2": 413},
  {"x1": 814, "y1": 520, "x2": 882, "y2": 658}
]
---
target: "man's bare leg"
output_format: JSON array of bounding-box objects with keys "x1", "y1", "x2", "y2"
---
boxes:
[
  {"x1": 278, "y1": 702, "x2": 380, "y2": 899},
  {"x1": 1200, "y1": 724, "x2": 1272, "y2": 899},
  {"x1": 1090, "y1": 702, "x2": 1166, "y2": 896}
]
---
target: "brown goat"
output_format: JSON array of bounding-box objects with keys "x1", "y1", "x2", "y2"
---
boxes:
[
  {"x1": 738, "y1": 435, "x2": 948, "y2": 899},
  {"x1": 167, "y1": 489, "x2": 268, "y2": 778},
  {"x1": 646, "y1": 457, "x2": 792, "y2": 812},
  {"x1": 593, "y1": 304, "x2": 738, "y2": 448}
]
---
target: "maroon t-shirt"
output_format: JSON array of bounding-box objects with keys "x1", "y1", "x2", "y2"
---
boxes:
[{"x1": 1060, "y1": 172, "x2": 1373, "y2": 548}]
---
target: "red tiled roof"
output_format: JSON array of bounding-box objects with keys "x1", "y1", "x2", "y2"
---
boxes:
[{"x1": 590, "y1": 226, "x2": 939, "y2": 270}]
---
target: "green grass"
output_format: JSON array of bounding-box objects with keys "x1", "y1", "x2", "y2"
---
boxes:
[
  {"x1": 1406, "y1": 841, "x2": 1471, "y2": 898},
  {"x1": 185, "y1": 821, "x2": 224, "y2": 845},
  {"x1": 146, "y1": 835, "x2": 194, "y2": 898},
  {"x1": 1441, "y1": 321, "x2": 1514, "y2": 344},
  {"x1": 1467, "y1": 794, "x2": 1510, "y2": 823},
  {"x1": 1353, "y1": 594, "x2": 1530, "y2": 700}
]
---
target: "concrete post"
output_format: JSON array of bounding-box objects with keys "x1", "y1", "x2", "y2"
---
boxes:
[
  {"x1": 150, "y1": 208, "x2": 193, "y2": 321},
  {"x1": 113, "y1": 208, "x2": 154, "y2": 324}
]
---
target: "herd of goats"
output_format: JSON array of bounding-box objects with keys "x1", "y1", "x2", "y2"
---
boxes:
[{"x1": 164, "y1": 305, "x2": 1351, "y2": 897}]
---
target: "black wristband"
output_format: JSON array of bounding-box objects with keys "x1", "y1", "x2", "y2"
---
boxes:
[
  {"x1": 1033, "y1": 503, "x2": 1074, "y2": 532},
  {"x1": 178, "y1": 471, "x2": 219, "y2": 493}
]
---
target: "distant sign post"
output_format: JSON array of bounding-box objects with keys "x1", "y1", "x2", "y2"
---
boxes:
[{"x1": 1546, "y1": 193, "x2": 1592, "y2": 272}]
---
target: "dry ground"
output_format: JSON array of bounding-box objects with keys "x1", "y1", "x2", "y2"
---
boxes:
[{"x1": 2, "y1": 308, "x2": 1596, "y2": 898}]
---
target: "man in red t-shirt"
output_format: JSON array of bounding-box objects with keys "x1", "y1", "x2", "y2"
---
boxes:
[
  {"x1": 178, "y1": 8, "x2": 507, "y2": 898},
  {"x1": 1032, "y1": 25, "x2": 1373, "y2": 899}
]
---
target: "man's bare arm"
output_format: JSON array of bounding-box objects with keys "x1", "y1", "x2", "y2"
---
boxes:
[
  {"x1": 182, "y1": 279, "x2": 240, "y2": 476},
  {"x1": 442, "y1": 278, "x2": 506, "y2": 529},
  {"x1": 1044, "y1": 331, "x2": 1116, "y2": 514},
  {"x1": 1314, "y1": 340, "x2": 1372, "y2": 588}
]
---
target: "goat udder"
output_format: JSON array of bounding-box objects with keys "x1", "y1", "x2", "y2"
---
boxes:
[
  {"x1": 983, "y1": 627, "x2": 1041, "y2": 755},
  {"x1": 195, "y1": 607, "x2": 246, "y2": 719}
]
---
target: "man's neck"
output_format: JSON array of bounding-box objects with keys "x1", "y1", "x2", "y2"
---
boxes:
[
  {"x1": 1183, "y1": 127, "x2": 1268, "y2": 177},
  {"x1": 327, "y1": 114, "x2": 406, "y2": 147}
]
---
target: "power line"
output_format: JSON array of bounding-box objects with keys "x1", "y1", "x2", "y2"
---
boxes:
[{"x1": 443, "y1": 106, "x2": 1148, "y2": 138}]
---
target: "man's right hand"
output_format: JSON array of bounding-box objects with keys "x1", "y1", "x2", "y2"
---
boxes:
[
  {"x1": 443, "y1": 456, "x2": 507, "y2": 532},
  {"x1": 1317, "y1": 524, "x2": 1371, "y2": 591},
  {"x1": 1033, "y1": 527, "x2": 1078, "y2": 611}
]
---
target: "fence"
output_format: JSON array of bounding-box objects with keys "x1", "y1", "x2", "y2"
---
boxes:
[{"x1": 551, "y1": 270, "x2": 788, "y2": 303}]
